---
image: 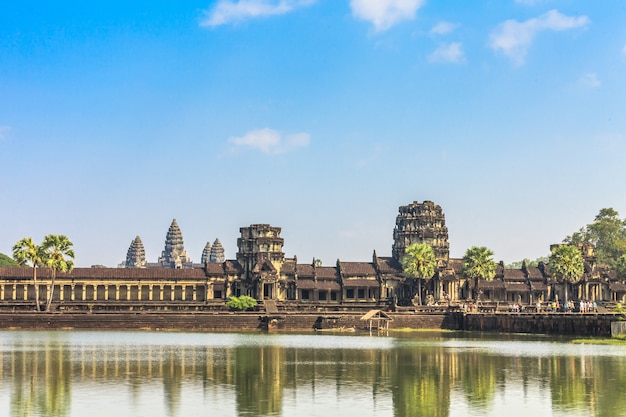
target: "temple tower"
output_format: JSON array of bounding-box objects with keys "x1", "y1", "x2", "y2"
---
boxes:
[
  {"x1": 201, "y1": 242, "x2": 211, "y2": 264},
  {"x1": 125, "y1": 236, "x2": 146, "y2": 268},
  {"x1": 392, "y1": 200, "x2": 450, "y2": 267},
  {"x1": 237, "y1": 224, "x2": 285, "y2": 299},
  {"x1": 158, "y1": 219, "x2": 191, "y2": 268},
  {"x1": 209, "y1": 238, "x2": 225, "y2": 263}
]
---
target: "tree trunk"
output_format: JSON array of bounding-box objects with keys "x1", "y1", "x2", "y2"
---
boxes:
[
  {"x1": 417, "y1": 278, "x2": 422, "y2": 305},
  {"x1": 45, "y1": 270, "x2": 56, "y2": 312},
  {"x1": 33, "y1": 266, "x2": 41, "y2": 312}
]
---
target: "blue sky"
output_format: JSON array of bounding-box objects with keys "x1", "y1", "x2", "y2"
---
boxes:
[{"x1": 1, "y1": 0, "x2": 625, "y2": 267}]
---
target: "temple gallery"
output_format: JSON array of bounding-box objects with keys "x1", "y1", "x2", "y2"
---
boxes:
[{"x1": 1, "y1": 201, "x2": 625, "y2": 310}]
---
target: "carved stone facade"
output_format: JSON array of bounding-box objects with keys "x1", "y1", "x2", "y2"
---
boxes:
[
  {"x1": 2, "y1": 201, "x2": 626, "y2": 310},
  {"x1": 392, "y1": 200, "x2": 450, "y2": 268}
]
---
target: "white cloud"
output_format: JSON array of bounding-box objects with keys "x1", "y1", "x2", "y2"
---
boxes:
[
  {"x1": 0, "y1": 126, "x2": 11, "y2": 140},
  {"x1": 228, "y1": 128, "x2": 310, "y2": 154},
  {"x1": 201, "y1": 0, "x2": 316, "y2": 27},
  {"x1": 428, "y1": 42, "x2": 464, "y2": 63},
  {"x1": 430, "y1": 21, "x2": 458, "y2": 36},
  {"x1": 350, "y1": 0, "x2": 425, "y2": 32},
  {"x1": 490, "y1": 9, "x2": 590, "y2": 65},
  {"x1": 579, "y1": 72, "x2": 601, "y2": 88}
]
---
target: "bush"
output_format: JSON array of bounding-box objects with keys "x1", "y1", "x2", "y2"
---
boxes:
[{"x1": 226, "y1": 295, "x2": 258, "y2": 311}]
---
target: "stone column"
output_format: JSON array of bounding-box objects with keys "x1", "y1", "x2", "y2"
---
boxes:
[
  {"x1": 149, "y1": 285, "x2": 154, "y2": 301},
  {"x1": 181, "y1": 285, "x2": 186, "y2": 301},
  {"x1": 0, "y1": 285, "x2": 4, "y2": 301},
  {"x1": 159, "y1": 285, "x2": 164, "y2": 301},
  {"x1": 82, "y1": 285, "x2": 87, "y2": 301},
  {"x1": 193, "y1": 286, "x2": 197, "y2": 301},
  {"x1": 12, "y1": 284, "x2": 17, "y2": 301},
  {"x1": 138, "y1": 285, "x2": 142, "y2": 301},
  {"x1": 170, "y1": 286, "x2": 175, "y2": 302}
]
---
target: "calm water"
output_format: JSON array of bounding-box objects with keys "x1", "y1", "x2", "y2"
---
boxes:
[{"x1": 1, "y1": 330, "x2": 625, "y2": 417}]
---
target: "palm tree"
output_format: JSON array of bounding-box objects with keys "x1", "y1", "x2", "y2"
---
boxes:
[
  {"x1": 12, "y1": 237, "x2": 46, "y2": 311},
  {"x1": 401, "y1": 243, "x2": 436, "y2": 305},
  {"x1": 41, "y1": 234, "x2": 75, "y2": 312},
  {"x1": 462, "y1": 246, "x2": 496, "y2": 301},
  {"x1": 549, "y1": 244, "x2": 584, "y2": 303}
]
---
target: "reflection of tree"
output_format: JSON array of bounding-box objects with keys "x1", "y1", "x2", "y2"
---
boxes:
[
  {"x1": 9, "y1": 339, "x2": 72, "y2": 417},
  {"x1": 232, "y1": 345, "x2": 284, "y2": 417},
  {"x1": 390, "y1": 346, "x2": 451, "y2": 417},
  {"x1": 163, "y1": 347, "x2": 183, "y2": 417},
  {"x1": 549, "y1": 356, "x2": 591, "y2": 414},
  {"x1": 459, "y1": 352, "x2": 500, "y2": 409}
]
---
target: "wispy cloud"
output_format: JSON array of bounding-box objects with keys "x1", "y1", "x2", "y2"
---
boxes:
[
  {"x1": 350, "y1": 0, "x2": 425, "y2": 32},
  {"x1": 0, "y1": 126, "x2": 11, "y2": 140},
  {"x1": 201, "y1": 0, "x2": 316, "y2": 27},
  {"x1": 490, "y1": 9, "x2": 590, "y2": 65},
  {"x1": 228, "y1": 128, "x2": 310, "y2": 154},
  {"x1": 428, "y1": 42, "x2": 464, "y2": 63},
  {"x1": 430, "y1": 21, "x2": 459, "y2": 36},
  {"x1": 579, "y1": 72, "x2": 601, "y2": 88}
]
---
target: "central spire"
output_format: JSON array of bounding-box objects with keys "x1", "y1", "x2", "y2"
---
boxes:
[{"x1": 158, "y1": 218, "x2": 191, "y2": 268}]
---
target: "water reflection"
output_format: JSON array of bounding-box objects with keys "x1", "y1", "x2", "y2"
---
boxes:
[{"x1": 1, "y1": 331, "x2": 626, "y2": 417}]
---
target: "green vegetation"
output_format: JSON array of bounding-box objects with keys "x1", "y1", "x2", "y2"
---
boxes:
[
  {"x1": 571, "y1": 337, "x2": 626, "y2": 345},
  {"x1": 564, "y1": 208, "x2": 626, "y2": 268},
  {"x1": 226, "y1": 295, "x2": 258, "y2": 311},
  {"x1": 549, "y1": 245, "x2": 584, "y2": 302},
  {"x1": 0, "y1": 253, "x2": 20, "y2": 267},
  {"x1": 505, "y1": 256, "x2": 548, "y2": 269},
  {"x1": 12, "y1": 237, "x2": 47, "y2": 311},
  {"x1": 401, "y1": 243, "x2": 436, "y2": 305},
  {"x1": 41, "y1": 234, "x2": 75, "y2": 312},
  {"x1": 12, "y1": 235, "x2": 75, "y2": 312},
  {"x1": 462, "y1": 246, "x2": 496, "y2": 300}
]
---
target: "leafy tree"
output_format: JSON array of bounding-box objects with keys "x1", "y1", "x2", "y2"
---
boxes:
[
  {"x1": 226, "y1": 295, "x2": 258, "y2": 311},
  {"x1": 0, "y1": 253, "x2": 20, "y2": 267},
  {"x1": 549, "y1": 244, "x2": 584, "y2": 302},
  {"x1": 41, "y1": 234, "x2": 75, "y2": 312},
  {"x1": 401, "y1": 243, "x2": 436, "y2": 305},
  {"x1": 564, "y1": 208, "x2": 626, "y2": 267},
  {"x1": 615, "y1": 254, "x2": 626, "y2": 280},
  {"x1": 462, "y1": 246, "x2": 496, "y2": 300},
  {"x1": 505, "y1": 256, "x2": 548, "y2": 270},
  {"x1": 12, "y1": 237, "x2": 47, "y2": 311}
]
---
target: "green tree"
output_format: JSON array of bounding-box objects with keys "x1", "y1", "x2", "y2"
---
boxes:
[
  {"x1": 615, "y1": 254, "x2": 626, "y2": 280},
  {"x1": 12, "y1": 237, "x2": 46, "y2": 311},
  {"x1": 564, "y1": 208, "x2": 626, "y2": 267},
  {"x1": 0, "y1": 253, "x2": 20, "y2": 267},
  {"x1": 462, "y1": 246, "x2": 496, "y2": 301},
  {"x1": 401, "y1": 243, "x2": 436, "y2": 305},
  {"x1": 41, "y1": 234, "x2": 75, "y2": 312},
  {"x1": 549, "y1": 244, "x2": 584, "y2": 302}
]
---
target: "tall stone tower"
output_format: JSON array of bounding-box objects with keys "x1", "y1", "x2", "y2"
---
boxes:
[
  {"x1": 209, "y1": 238, "x2": 225, "y2": 263},
  {"x1": 201, "y1": 241, "x2": 211, "y2": 264},
  {"x1": 392, "y1": 200, "x2": 450, "y2": 267},
  {"x1": 237, "y1": 224, "x2": 285, "y2": 299},
  {"x1": 125, "y1": 236, "x2": 146, "y2": 268},
  {"x1": 158, "y1": 219, "x2": 191, "y2": 268}
]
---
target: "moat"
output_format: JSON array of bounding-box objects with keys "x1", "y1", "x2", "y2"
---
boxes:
[{"x1": 2, "y1": 330, "x2": 626, "y2": 417}]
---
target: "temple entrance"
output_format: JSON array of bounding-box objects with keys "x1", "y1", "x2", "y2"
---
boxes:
[{"x1": 263, "y1": 283, "x2": 274, "y2": 299}]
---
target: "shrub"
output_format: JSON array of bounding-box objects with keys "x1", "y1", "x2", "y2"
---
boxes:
[{"x1": 226, "y1": 295, "x2": 258, "y2": 311}]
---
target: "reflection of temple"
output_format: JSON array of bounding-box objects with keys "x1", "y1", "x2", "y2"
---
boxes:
[{"x1": 1, "y1": 200, "x2": 626, "y2": 308}]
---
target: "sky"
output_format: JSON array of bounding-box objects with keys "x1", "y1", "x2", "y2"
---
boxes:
[{"x1": 1, "y1": 0, "x2": 625, "y2": 268}]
